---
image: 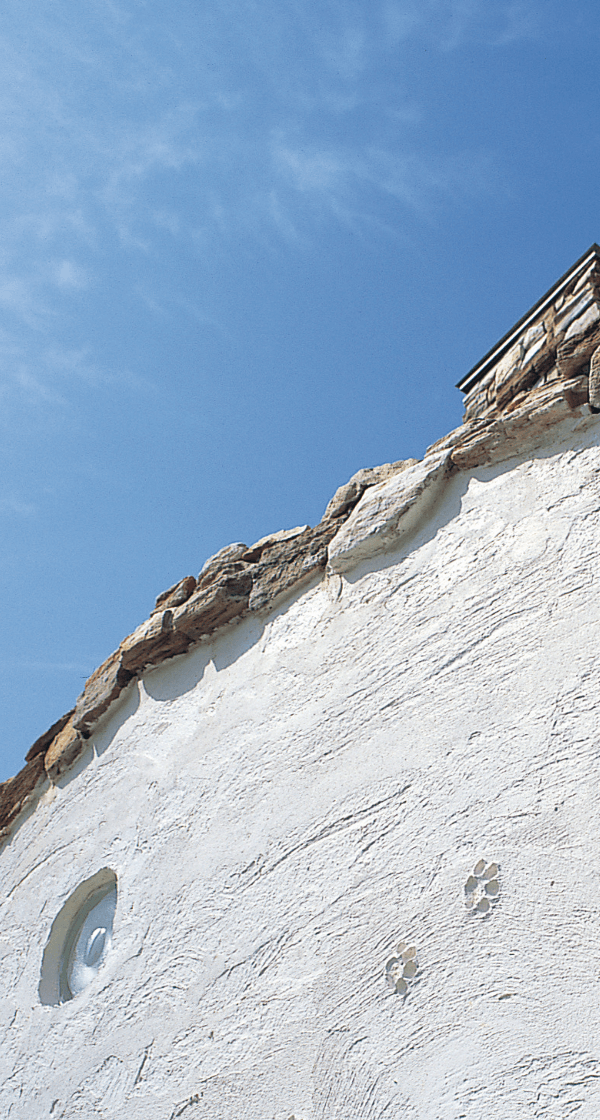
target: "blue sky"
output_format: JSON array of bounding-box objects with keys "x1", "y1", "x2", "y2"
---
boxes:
[{"x1": 1, "y1": 0, "x2": 599, "y2": 780}]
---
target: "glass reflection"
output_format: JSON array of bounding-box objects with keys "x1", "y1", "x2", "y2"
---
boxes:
[{"x1": 60, "y1": 883, "x2": 117, "y2": 1000}]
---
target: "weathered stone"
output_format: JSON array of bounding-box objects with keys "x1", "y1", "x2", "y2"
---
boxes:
[
  {"x1": 328, "y1": 450, "x2": 453, "y2": 574},
  {"x1": 495, "y1": 346, "x2": 556, "y2": 413},
  {"x1": 573, "y1": 262, "x2": 600, "y2": 292},
  {"x1": 522, "y1": 322, "x2": 545, "y2": 350},
  {"x1": 249, "y1": 521, "x2": 341, "y2": 612},
  {"x1": 73, "y1": 649, "x2": 135, "y2": 735},
  {"x1": 173, "y1": 567, "x2": 253, "y2": 640},
  {"x1": 557, "y1": 313, "x2": 600, "y2": 378},
  {"x1": 0, "y1": 754, "x2": 46, "y2": 839},
  {"x1": 151, "y1": 575, "x2": 196, "y2": 615},
  {"x1": 242, "y1": 525, "x2": 310, "y2": 563},
  {"x1": 44, "y1": 716, "x2": 86, "y2": 781},
  {"x1": 451, "y1": 377, "x2": 588, "y2": 470},
  {"x1": 463, "y1": 387, "x2": 489, "y2": 421},
  {"x1": 562, "y1": 375, "x2": 589, "y2": 410},
  {"x1": 119, "y1": 610, "x2": 190, "y2": 673},
  {"x1": 589, "y1": 345, "x2": 600, "y2": 412},
  {"x1": 323, "y1": 460, "x2": 419, "y2": 521},
  {"x1": 425, "y1": 419, "x2": 493, "y2": 456},
  {"x1": 554, "y1": 291, "x2": 596, "y2": 337},
  {"x1": 197, "y1": 543, "x2": 249, "y2": 589},
  {"x1": 25, "y1": 710, "x2": 74, "y2": 762},
  {"x1": 491, "y1": 341, "x2": 521, "y2": 393},
  {"x1": 563, "y1": 302, "x2": 600, "y2": 342},
  {"x1": 521, "y1": 334, "x2": 546, "y2": 369},
  {"x1": 457, "y1": 254, "x2": 600, "y2": 421}
]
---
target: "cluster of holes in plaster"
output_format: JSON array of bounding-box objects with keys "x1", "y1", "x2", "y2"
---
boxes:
[
  {"x1": 383, "y1": 862, "x2": 501, "y2": 995},
  {"x1": 464, "y1": 859, "x2": 500, "y2": 915},
  {"x1": 39, "y1": 868, "x2": 117, "y2": 1005},
  {"x1": 385, "y1": 941, "x2": 419, "y2": 996}
]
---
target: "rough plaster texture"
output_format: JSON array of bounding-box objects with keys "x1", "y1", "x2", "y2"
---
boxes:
[{"x1": 3, "y1": 414, "x2": 600, "y2": 1118}]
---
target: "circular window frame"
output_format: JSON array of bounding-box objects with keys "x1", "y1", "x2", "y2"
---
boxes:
[{"x1": 39, "y1": 868, "x2": 117, "y2": 1006}]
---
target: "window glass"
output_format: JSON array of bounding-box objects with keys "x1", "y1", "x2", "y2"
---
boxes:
[
  {"x1": 39, "y1": 869, "x2": 118, "y2": 1006},
  {"x1": 62, "y1": 883, "x2": 117, "y2": 1000}
]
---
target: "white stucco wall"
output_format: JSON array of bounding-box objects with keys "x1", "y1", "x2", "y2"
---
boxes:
[{"x1": 3, "y1": 414, "x2": 600, "y2": 1119}]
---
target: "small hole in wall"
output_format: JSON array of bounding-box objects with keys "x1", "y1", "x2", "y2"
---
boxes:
[{"x1": 39, "y1": 869, "x2": 117, "y2": 1006}]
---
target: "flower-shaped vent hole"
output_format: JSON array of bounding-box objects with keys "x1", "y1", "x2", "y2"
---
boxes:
[
  {"x1": 385, "y1": 940, "x2": 419, "y2": 996},
  {"x1": 464, "y1": 860, "x2": 500, "y2": 915},
  {"x1": 39, "y1": 868, "x2": 117, "y2": 1005}
]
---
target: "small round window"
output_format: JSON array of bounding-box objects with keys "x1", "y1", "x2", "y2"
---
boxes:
[{"x1": 39, "y1": 869, "x2": 117, "y2": 1005}]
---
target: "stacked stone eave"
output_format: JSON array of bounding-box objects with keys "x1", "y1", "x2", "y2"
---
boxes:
[
  {"x1": 2, "y1": 247, "x2": 600, "y2": 841},
  {"x1": 458, "y1": 243, "x2": 600, "y2": 423}
]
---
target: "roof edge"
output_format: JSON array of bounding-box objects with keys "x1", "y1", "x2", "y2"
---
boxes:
[{"x1": 457, "y1": 244, "x2": 600, "y2": 395}]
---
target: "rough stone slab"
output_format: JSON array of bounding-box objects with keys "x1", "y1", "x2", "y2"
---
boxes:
[
  {"x1": 426, "y1": 419, "x2": 493, "y2": 456},
  {"x1": 563, "y1": 376, "x2": 589, "y2": 410},
  {"x1": 0, "y1": 754, "x2": 45, "y2": 839},
  {"x1": 495, "y1": 362, "x2": 540, "y2": 413},
  {"x1": 323, "y1": 459, "x2": 419, "y2": 521},
  {"x1": 152, "y1": 575, "x2": 196, "y2": 615},
  {"x1": 327, "y1": 451, "x2": 453, "y2": 574},
  {"x1": 521, "y1": 334, "x2": 546, "y2": 368},
  {"x1": 491, "y1": 341, "x2": 521, "y2": 393},
  {"x1": 119, "y1": 610, "x2": 191, "y2": 673},
  {"x1": 495, "y1": 347, "x2": 556, "y2": 413},
  {"x1": 242, "y1": 525, "x2": 310, "y2": 563},
  {"x1": 25, "y1": 710, "x2": 74, "y2": 762},
  {"x1": 173, "y1": 569, "x2": 253, "y2": 640},
  {"x1": 463, "y1": 388, "x2": 490, "y2": 421},
  {"x1": 249, "y1": 521, "x2": 340, "y2": 612},
  {"x1": 557, "y1": 317, "x2": 600, "y2": 379},
  {"x1": 44, "y1": 717, "x2": 86, "y2": 781},
  {"x1": 197, "y1": 543, "x2": 249, "y2": 589},
  {"x1": 554, "y1": 291, "x2": 596, "y2": 336},
  {"x1": 451, "y1": 377, "x2": 588, "y2": 470},
  {"x1": 73, "y1": 650, "x2": 135, "y2": 734},
  {"x1": 589, "y1": 345, "x2": 600, "y2": 412},
  {"x1": 562, "y1": 300, "x2": 600, "y2": 341},
  {"x1": 573, "y1": 261, "x2": 600, "y2": 292},
  {"x1": 522, "y1": 321, "x2": 545, "y2": 350}
]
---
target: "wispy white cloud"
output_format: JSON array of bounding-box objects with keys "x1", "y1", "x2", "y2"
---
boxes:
[
  {"x1": 494, "y1": 1, "x2": 540, "y2": 45},
  {"x1": 316, "y1": 21, "x2": 368, "y2": 81},
  {"x1": 2, "y1": 1, "x2": 535, "y2": 247},
  {"x1": 0, "y1": 332, "x2": 153, "y2": 419},
  {"x1": 381, "y1": 0, "x2": 539, "y2": 49},
  {"x1": 0, "y1": 495, "x2": 37, "y2": 517},
  {"x1": 0, "y1": 0, "x2": 538, "y2": 422},
  {"x1": 52, "y1": 260, "x2": 89, "y2": 289},
  {"x1": 273, "y1": 138, "x2": 500, "y2": 227},
  {"x1": 0, "y1": 277, "x2": 42, "y2": 323},
  {"x1": 0, "y1": 0, "x2": 532, "y2": 264},
  {"x1": 276, "y1": 146, "x2": 350, "y2": 196}
]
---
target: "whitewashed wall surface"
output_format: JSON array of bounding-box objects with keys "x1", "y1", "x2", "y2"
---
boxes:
[{"x1": 4, "y1": 413, "x2": 600, "y2": 1120}]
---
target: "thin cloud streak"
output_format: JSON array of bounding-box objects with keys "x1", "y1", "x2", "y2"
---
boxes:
[
  {"x1": 0, "y1": 496, "x2": 37, "y2": 517},
  {"x1": 0, "y1": 337, "x2": 154, "y2": 418},
  {"x1": 0, "y1": 0, "x2": 535, "y2": 254},
  {"x1": 273, "y1": 141, "x2": 501, "y2": 225},
  {"x1": 0, "y1": 0, "x2": 539, "y2": 422}
]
